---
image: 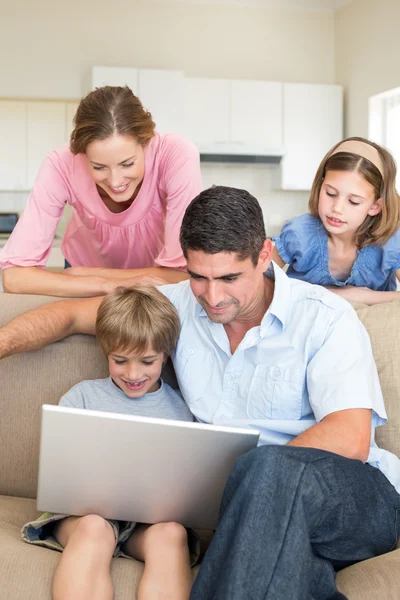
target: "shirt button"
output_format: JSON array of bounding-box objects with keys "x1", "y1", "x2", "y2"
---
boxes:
[
  {"x1": 188, "y1": 349, "x2": 194, "y2": 355},
  {"x1": 273, "y1": 367, "x2": 281, "y2": 378},
  {"x1": 229, "y1": 374, "x2": 234, "y2": 381}
]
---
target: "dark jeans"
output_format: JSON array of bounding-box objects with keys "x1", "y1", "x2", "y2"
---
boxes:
[{"x1": 191, "y1": 445, "x2": 400, "y2": 600}]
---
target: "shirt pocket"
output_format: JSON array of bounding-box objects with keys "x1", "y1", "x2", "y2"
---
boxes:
[
  {"x1": 176, "y1": 346, "x2": 213, "y2": 406},
  {"x1": 246, "y1": 364, "x2": 304, "y2": 420}
]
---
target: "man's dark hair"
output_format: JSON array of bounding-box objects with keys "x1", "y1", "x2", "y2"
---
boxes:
[{"x1": 180, "y1": 186, "x2": 266, "y2": 266}]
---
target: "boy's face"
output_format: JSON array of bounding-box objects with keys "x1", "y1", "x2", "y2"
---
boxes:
[{"x1": 108, "y1": 347, "x2": 165, "y2": 399}]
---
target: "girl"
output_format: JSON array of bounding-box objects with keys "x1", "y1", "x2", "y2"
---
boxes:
[
  {"x1": 0, "y1": 86, "x2": 202, "y2": 298},
  {"x1": 272, "y1": 137, "x2": 400, "y2": 304}
]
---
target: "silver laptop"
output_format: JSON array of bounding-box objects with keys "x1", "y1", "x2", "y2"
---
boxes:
[{"x1": 37, "y1": 405, "x2": 260, "y2": 529}]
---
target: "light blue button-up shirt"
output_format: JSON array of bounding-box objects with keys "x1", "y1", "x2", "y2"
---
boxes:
[{"x1": 160, "y1": 263, "x2": 400, "y2": 493}]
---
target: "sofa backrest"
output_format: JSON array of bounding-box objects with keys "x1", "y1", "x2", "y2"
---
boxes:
[{"x1": 0, "y1": 293, "x2": 399, "y2": 499}]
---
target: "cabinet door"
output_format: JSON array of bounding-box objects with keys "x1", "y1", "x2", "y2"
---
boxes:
[
  {"x1": 87, "y1": 66, "x2": 139, "y2": 94},
  {"x1": 138, "y1": 69, "x2": 184, "y2": 134},
  {"x1": 183, "y1": 78, "x2": 230, "y2": 153},
  {"x1": 66, "y1": 101, "x2": 79, "y2": 140},
  {"x1": 281, "y1": 83, "x2": 343, "y2": 190},
  {"x1": 0, "y1": 101, "x2": 27, "y2": 190},
  {"x1": 27, "y1": 102, "x2": 67, "y2": 188},
  {"x1": 231, "y1": 80, "x2": 283, "y2": 154}
]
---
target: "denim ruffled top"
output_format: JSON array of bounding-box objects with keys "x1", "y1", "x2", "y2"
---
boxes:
[{"x1": 273, "y1": 213, "x2": 400, "y2": 290}]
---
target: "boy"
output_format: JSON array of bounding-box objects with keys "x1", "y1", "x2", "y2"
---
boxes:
[{"x1": 22, "y1": 286, "x2": 197, "y2": 600}]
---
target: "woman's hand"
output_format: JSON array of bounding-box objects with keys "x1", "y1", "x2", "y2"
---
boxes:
[
  {"x1": 64, "y1": 265, "x2": 188, "y2": 286},
  {"x1": 104, "y1": 274, "x2": 170, "y2": 292}
]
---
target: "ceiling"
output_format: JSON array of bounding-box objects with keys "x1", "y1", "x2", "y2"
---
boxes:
[{"x1": 149, "y1": 0, "x2": 354, "y2": 11}]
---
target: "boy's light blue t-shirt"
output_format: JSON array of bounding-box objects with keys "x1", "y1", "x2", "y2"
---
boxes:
[
  {"x1": 59, "y1": 377, "x2": 194, "y2": 422},
  {"x1": 273, "y1": 213, "x2": 400, "y2": 290}
]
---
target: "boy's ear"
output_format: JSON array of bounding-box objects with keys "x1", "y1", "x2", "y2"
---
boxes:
[{"x1": 368, "y1": 197, "x2": 383, "y2": 216}]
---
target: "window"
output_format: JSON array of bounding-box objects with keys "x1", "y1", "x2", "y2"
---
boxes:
[{"x1": 369, "y1": 88, "x2": 400, "y2": 188}]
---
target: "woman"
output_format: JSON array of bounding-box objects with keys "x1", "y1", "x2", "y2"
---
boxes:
[{"x1": 0, "y1": 86, "x2": 202, "y2": 297}]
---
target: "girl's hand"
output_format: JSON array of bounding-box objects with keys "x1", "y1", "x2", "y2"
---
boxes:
[
  {"x1": 326, "y1": 285, "x2": 400, "y2": 306},
  {"x1": 326, "y1": 285, "x2": 370, "y2": 302}
]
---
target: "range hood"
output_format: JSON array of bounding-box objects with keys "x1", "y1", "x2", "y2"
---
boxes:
[
  {"x1": 198, "y1": 143, "x2": 284, "y2": 164},
  {"x1": 200, "y1": 153, "x2": 281, "y2": 164}
]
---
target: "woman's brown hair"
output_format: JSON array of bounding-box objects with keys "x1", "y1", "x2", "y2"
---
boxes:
[
  {"x1": 308, "y1": 137, "x2": 400, "y2": 247},
  {"x1": 70, "y1": 86, "x2": 156, "y2": 154}
]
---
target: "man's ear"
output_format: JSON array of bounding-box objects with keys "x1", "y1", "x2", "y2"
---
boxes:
[
  {"x1": 259, "y1": 239, "x2": 273, "y2": 267},
  {"x1": 368, "y1": 197, "x2": 383, "y2": 216}
]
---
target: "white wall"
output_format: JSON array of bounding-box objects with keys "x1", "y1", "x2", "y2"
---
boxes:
[
  {"x1": 0, "y1": 1, "x2": 335, "y2": 99},
  {"x1": 335, "y1": 0, "x2": 400, "y2": 137}
]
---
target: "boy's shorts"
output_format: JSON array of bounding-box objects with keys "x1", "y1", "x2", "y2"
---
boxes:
[{"x1": 21, "y1": 512, "x2": 201, "y2": 566}]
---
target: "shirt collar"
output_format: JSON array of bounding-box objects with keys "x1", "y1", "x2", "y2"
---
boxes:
[
  {"x1": 260, "y1": 261, "x2": 291, "y2": 333},
  {"x1": 196, "y1": 261, "x2": 291, "y2": 330}
]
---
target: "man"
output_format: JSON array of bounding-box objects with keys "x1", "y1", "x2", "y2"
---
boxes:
[{"x1": 1, "y1": 186, "x2": 400, "y2": 599}]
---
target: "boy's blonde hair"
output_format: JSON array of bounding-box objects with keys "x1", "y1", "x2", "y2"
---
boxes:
[
  {"x1": 96, "y1": 286, "x2": 180, "y2": 357},
  {"x1": 308, "y1": 137, "x2": 400, "y2": 247}
]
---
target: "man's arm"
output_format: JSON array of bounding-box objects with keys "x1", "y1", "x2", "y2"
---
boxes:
[
  {"x1": 0, "y1": 296, "x2": 101, "y2": 359},
  {"x1": 288, "y1": 408, "x2": 372, "y2": 462}
]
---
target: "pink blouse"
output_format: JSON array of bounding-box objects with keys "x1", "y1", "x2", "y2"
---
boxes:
[{"x1": 0, "y1": 133, "x2": 202, "y2": 270}]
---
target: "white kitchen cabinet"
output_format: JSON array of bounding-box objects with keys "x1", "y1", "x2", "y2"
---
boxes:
[
  {"x1": 0, "y1": 99, "x2": 79, "y2": 191},
  {"x1": 183, "y1": 78, "x2": 231, "y2": 153},
  {"x1": 66, "y1": 101, "x2": 79, "y2": 139},
  {"x1": 27, "y1": 102, "x2": 67, "y2": 188},
  {"x1": 138, "y1": 69, "x2": 184, "y2": 134},
  {"x1": 0, "y1": 101, "x2": 27, "y2": 190},
  {"x1": 85, "y1": 66, "x2": 139, "y2": 95},
  {"x1": 280, "y1": 83, "x2": 343, "y2": 190},
  {"x1": 184, "y1": 78, "x2": 283, "y2": 156},
  {"x1": 230, "y1": 80, "x2": 283, "y2": 154}
]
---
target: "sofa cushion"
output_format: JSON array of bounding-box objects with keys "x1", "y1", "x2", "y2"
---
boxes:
[
  {"x1": 336, "y1": 547, "x2": 400, "y2": 599},
  {"x1": 355, "y1": 301, "x2": 400, "y2": 457},
  {"x1": 0, "y1": 494, "x2": 144, "y2": 600}
]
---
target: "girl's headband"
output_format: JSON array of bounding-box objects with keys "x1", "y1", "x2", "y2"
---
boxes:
[{"x1": 329, "y1": 140, "x2": 384, "y2": 177}]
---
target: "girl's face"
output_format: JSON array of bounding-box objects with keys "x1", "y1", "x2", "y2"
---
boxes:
[
  {"x1": 318, "y1": 170, "x2": 382, "y2": 239},
  {"x1": 108, "y1": 347, "x2": 165, "y2": 399},
  {"x1": 85, "y1": 134, "x2": 145, "y2": 205}
]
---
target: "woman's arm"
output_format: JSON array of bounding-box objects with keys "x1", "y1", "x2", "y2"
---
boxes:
[
  {"x1": 154, "y1": 135, "x2": 203, "y2": 271},
  {"x1": 64, "y1": 265, "x2": 189, "y2": 285},
  {"x1": 0, "y1": 296, "x2": 101, "y2": 359},
  {"x1": 2, "y1": 266, "x2": 174, "y2": 298}
]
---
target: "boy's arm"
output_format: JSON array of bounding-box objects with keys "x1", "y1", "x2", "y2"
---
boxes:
[{"x1": 0, "y1": 296, "x2": 101, "y2": 359}]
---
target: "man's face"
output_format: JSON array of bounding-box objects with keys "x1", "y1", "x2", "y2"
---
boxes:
[{"x1": 186, "y1": 242, "x2": 272, "y2": 325}]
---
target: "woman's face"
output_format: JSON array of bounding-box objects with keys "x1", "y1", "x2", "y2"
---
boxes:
[{"x1": 85, "y1": 134, "x2": 145, "y2": 204}]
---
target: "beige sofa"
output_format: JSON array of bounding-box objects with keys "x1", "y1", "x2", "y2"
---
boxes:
[{"x1": 1, "y1": 293, "x2": 400, "y2": 599}]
